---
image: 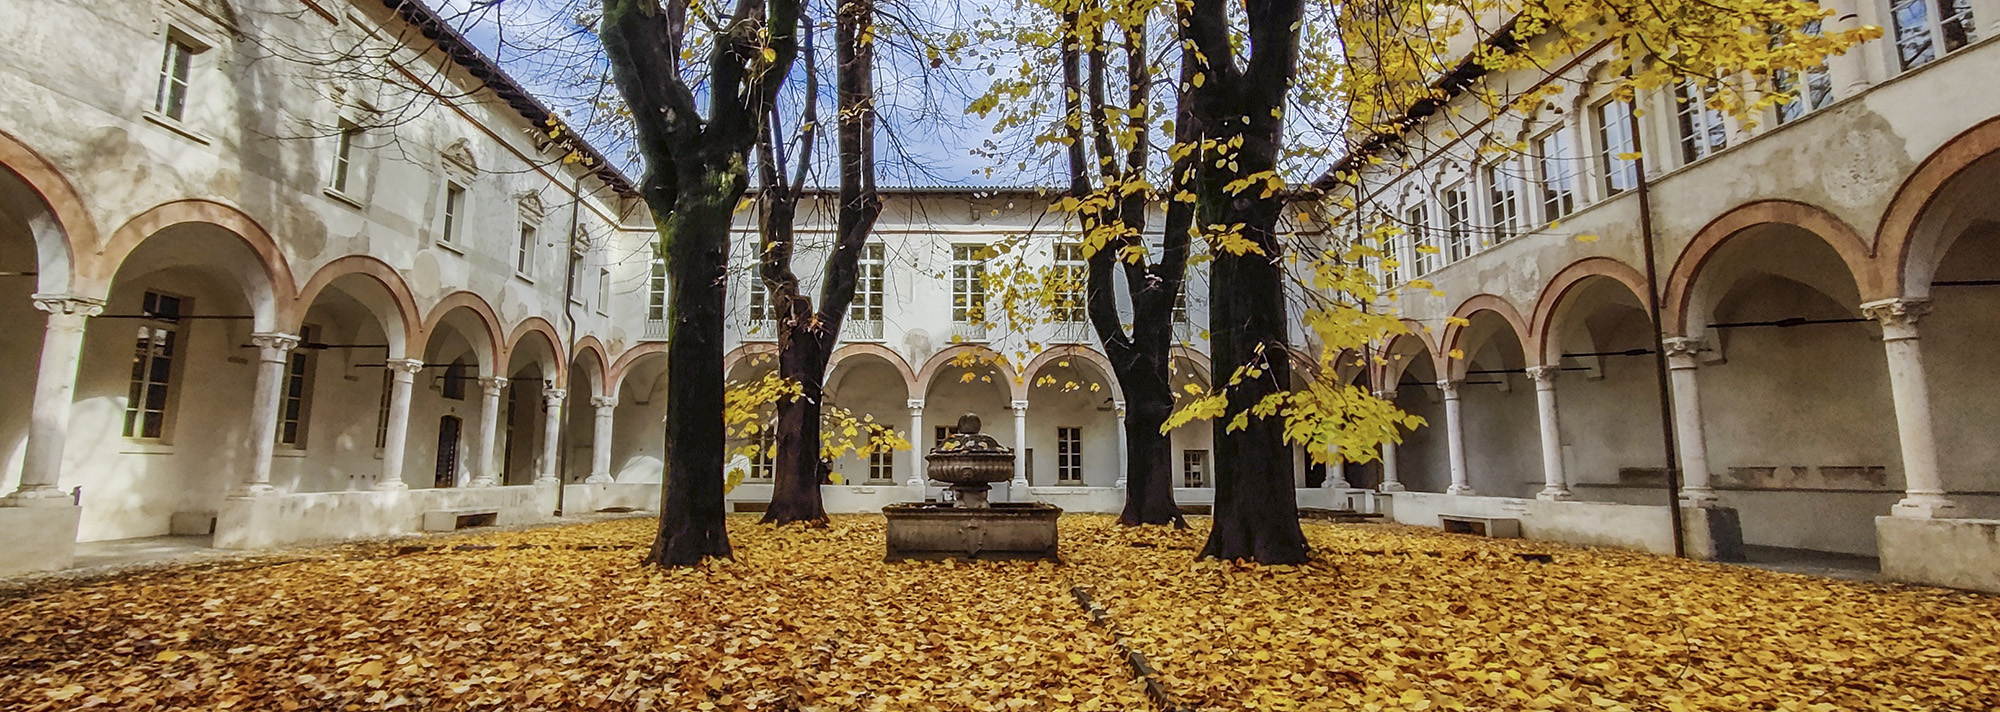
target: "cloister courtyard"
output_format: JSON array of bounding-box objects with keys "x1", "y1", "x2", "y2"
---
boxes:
[{"x1": 0, "y1": 515, "x2": 1993, "y2": 711}]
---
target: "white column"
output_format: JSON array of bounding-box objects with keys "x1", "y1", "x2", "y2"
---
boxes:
[
  {"x1": 1010, "y1": 399, "x2": 1030, "y2": 489},
  {"x1": 585, "y1": 395, "x2": 616, "y2": 483},
  {"x1": 1113, "y1": 402, "x2": 1128, "y2": 489},
  {"x1": 5, "y1": 295, "x2": 103, "y2": 505},
  {"x1": 238, "y1": 332, "x2": 300, "y2": 497},
  {"x1": 1863, "y1": 299, "x2": 1961, "y2": 518},
  {"x1": 1440, "y1": 379, "x2": 1473, "y2": 495},
  {"x1": 1375, "y1": 389, "x2": 1404, "y2": 492},
  {"x1": 470, "y1": 377, "x2": 506, "y2": 487},
  {"x1": 1662, "y1": 338, "x2": 1718, "y2": 506},
  {"x1": 1527, "y1": 366, "x2": 1572, "y2": 501},
  {"x1": 537, "y1": 387, "x2": 565, "y2": 485},
  {"x1": 1837, "y1": 0, "x2": 1890, "y2": 93},
  {"x1": 378, "y1": 358, "x2": 423, "y2": 491},
  {"x1": 905, "y1": 399, "x2": 926, "y2": 489}
]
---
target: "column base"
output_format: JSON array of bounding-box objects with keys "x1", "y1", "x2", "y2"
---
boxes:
[
  {"x1": 534, "y1": 476, "x2": 561, "y2": 486},
  {"x1": 1378, "y1": 482, "x2": 1406, "y2": 493},
  {"x1": 375, "y1": 480, "x2": 410, "y2": 492},
  {"x1": 1535, "y1": 487, "x2": 1573, "y2": 501},
  {"x1": 1, "y1": 486, "x2": 75, "y2": 507},
  {"x1": 1446, "y1": 485, "x2": 1476, "y2": 496},
  {"x1": 1892, "y1": 495, "x2": 1963, "y2": 519},
  {"x1": 468, "y1": 477, "x2": 497, "y2": 488},
  {"x1": 583, "y1": 474, "x2": 614, "y2": 484},
  {"x1": 1009, "y1": 478, "x2": 1029, "y2": 490},
  {"x1": 227, "y1": 484, "x2": 279, "y2": 499},
  {"x1": 905, "y1": 477, "x2": 926, "y2": 490},
  {"x1": 1679, "y1": 488, "x2": 1721, "y2": 508},
  {"x1": 1113, "y1": 478, "x2": 1128, "y2": 490}
]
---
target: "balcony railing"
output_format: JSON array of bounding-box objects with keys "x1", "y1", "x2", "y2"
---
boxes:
[
  {"x1": 1173, "y1": 321, "x2": 1199, "y2": 344},
  {"x1": 642, "y1": 318, "x2": 669, "y2": 340},
  {"x1": 951, "y1": 321, "x2": 988, "y2": 343},
  {"x1": 843, "y1": 319, "x2": 884, "y2": 341},
  {"x1": 1050, "y1": 320, "x2": 1091, "y2": 344},
  {"x1": 742, "y1": 318, "x2": 778, "y2": 341}
]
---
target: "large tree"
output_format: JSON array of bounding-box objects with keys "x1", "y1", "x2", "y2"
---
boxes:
[
  {"x1": 755, "y1": 0, "x2": 885, "y2": 525},
  {"x1": 602, "y1": 0, "x2": 801, "y2": 565}
]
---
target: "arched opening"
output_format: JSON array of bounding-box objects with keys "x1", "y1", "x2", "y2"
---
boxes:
[
  {"x1": 609, "y1": 349, "x2": 669, "y2": 483},
  {"x1": 499, "y1": 326, "x2": 560, "y2": 486},
  {"x1": 1168, "y1": 353, "x2": 1214, "y2": 490},
  {"x1": 71, "y1": 222, "x2": 275, "y2": 541},
  {"x1": 918, "y1": 351, "x2": 1016, "y2": 482},
  {"x1": 1687, "y1": 223, "x2": 1891, "y2": 556},
  {"x1": 282, "y1": 273, "x2": 410, "y2": 493},
  {"x1": 725, "y1": 350, "x2": 780, "y2": 484},
  {"x1": 415, "y1": 306, "x2": 496, "y2": 489},
  {"x1": 562, "y1": 349, "x2": 606, "y2": 483},
  {"x1": 1384, "y1": 336, "x2": 1448, "y2": 494},
  {"x1": 1449, "y1": 310, "x2": 1539, "y2": 498},
  {"x1": 1024, "y1": 353, "x2": 1118, "y2": 487},
  {"x1": 825, "y1": 352, "x2": 914, "y2": 484},
  {"x1": 1541, "y1": 276, "x2": 1671, "y2": 504},
  {"x1": 0, "y1": 163, "x2": 76, "y2": 494}
]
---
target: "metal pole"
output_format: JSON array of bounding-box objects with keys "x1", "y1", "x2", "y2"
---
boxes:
[{"x1": 1628, "y1": 104, "x2": 1687, "y2": 558}]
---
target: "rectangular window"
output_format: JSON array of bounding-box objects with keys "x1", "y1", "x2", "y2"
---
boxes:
[
  {"x1": 517, "y1": 223, "x2": 537, "y2": 276},
  {"x1": 155, "y1": 36, "x2": 196, "y2": 120},
  {"x1": 933, "y1": 425, "x2": 959, "y2": 448},
  {"x1": 1537, "y1": 129, "x2": 1578, "y2": 220},
  {"x1": 1774, "y1": 19, "x2": 1836, "y2": 124},
  {"x1": 124, "y1": 291, "x2": 184, "y2": 440},
  {"x1": 748, "y1": 280, "x2": 771, "y2": 322},
  {"x1": 1056, "y1": 427, "x2": 1083, "y2": 482},
  {"x1": 442, "y1": 359, "x2": 468, "y2": 401},
  {"x1": 850, "y1": 242, "x2": 885, "y2": 324},
  {"x1": 598, "y1": 268, "x2": 610, "y2": 313},
  {"x1": 330, "y1": 122, "x2": 360, "y2": 193},
  {"x1": 951, "y1": 244, "x2": 987, "y2": 323},
  {"x1": 1182, "y1": 450, "x2": 1209, "y2": 488},
  {"x1": 1052, "y1": 241, "x2": 1086, "y2": 322},
  {"x1": 375, "y1": 369, "x2": 392, "y2": 449},
  {"x1": 278, "y1": 325, "x2": 316, "y2": 447},
  {"x1": 568, "y1": 253, "x2": 585, "y2": 305},
  {"x1": 1596, "y1": 100, "x2": 1639, "y2": 196},
  {"x1": 1442, "y1": 183, "x2": 1472, "y2": 261},
  {"x1": 1172, "y1": 284, "x2": 1189, "y2": 324},
  {"x1": 868, "y1": 446, "x2": 894, "y2": 482},
  {"x1": 647, "y1": 243, "x2": 667, "y2": 321},
  {"x1": 750, "y1": 429, "x2": 775, "y2": 480},
  {"x1": 1485, "y1": 160, "x2": 1522, "y2": 242},
  {"x1": 1675, "y1": 82, "x2": 1729, "y2": 164},
  {"x1": 1891, "y1": 0, "x2": 1977, "y2": 70},
  {"x1": 1404, "y1": 204, "x2": 1433, "y2": 275},
  {"x1": 440, "y1": 182, "x2": 464, "y2": 244}
]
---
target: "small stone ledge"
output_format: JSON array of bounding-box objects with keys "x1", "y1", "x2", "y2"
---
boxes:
[{"x1": 1876, "y1": 516, "x2": 2000, "y2": 594}]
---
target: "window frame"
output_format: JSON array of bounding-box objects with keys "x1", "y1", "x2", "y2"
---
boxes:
[
  {"x1": 1051, "y1": 241, "x2": 1087, "y2": 323},
  {"x1": 1595, "y1": 99, "x2": 1640, "y2": 197},
  {"x1": 950, "y1": 244, "x2": 988, "y2": 324},
  {"x1": 1535, "y1": 127, "x2": 1579, "y2": 221},
  {"x1": 1484, "y1": 159, "x2": 1523, "y2": 243},
  {"x1": 124, "y1": 290, "x2": 190, "y2": 442},
  {"x1": 154, "y1": 33, "x2": 199, "y2": 122},
  {"x1": 849, "y1": 242, "x2": 886, "y2": 325},
  {"x1": 1056, "y1": 426, "x2": 1084, "y2": 483},
  {"x1": 1403, "y1": 202, "x2": 1433, "y2": 276},
  {"x1": 1442, "y1": 182, "x2": 1472, "y2": 261},
  {"x1": 1674, "y1": 81, "x2": 1730, "y2": 165},
  {"x1": 277, "y1": 325, "x2": 318, "y2": 449},
  {"x1": 515, "y1": 222, "x2": 538, "y2": 280},
  {"x1": 1182, "y1": 449, "x2": 1209, "y2": 488},
  {"x1": 1889, "y1": 0, "x2": 1978, "y2": 71},
  {"x1": 439, "y1": 181, "x2": 465, "y2": 246},
  {"x1": 329, "y1": 122, "x2": 362, "y2": 195}
]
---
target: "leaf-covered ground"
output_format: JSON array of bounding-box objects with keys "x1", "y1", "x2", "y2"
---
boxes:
[{"x1": 0, "y1": 515, "x2": 1994, "y2": 711}]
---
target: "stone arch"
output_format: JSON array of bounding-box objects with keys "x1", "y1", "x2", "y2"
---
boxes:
[
  {"x1": 1664, "y1": 199, "x2": 1882, "y2": 335},
  {"x1": 608, "y1": 343, "x2": 668, "y2": 398},
  {"x1": 93, "y1": 199, "x2": 297, "y2": 329},
  {"x1": 1878, "y1": 116, "x2": 2000, "y2": 298},
  {"x1": 1022, "y1": 344, "x2": 1119, "y2": 395},
  {"x1": 827, "y1": 342, "x2": 919, "y2": 395},
  {"x1": 420, "y1": 291, "x2": 505, "y2": 367},
  {"x1": 1170, "y1": 345, "x2": 1211, "y2": 385},
  {"x1": 723, "y1": 342, "x2": 779, "y2": 377},
  {"x1": 915, "y1": 344, "x2": 1023, "y2": 401},
  {"x1": 290, "y1": 256, "x2": 422, "y2": 357},
  {"x1": 1440, "y1": 294, "x2": 1535, "y2": 376},
  {"x1": 571, "y1": 336, "x2": 612, "y2": 396},
  {"x1": 1529, "y1": 256, "x2": 1653, "y2": 365},
  {"x1": 0, "y1": 128, "x2": 93, "y2": 295},
  {"x1": 1374, "y1": 321, "x2": 1443, "y2": 391},
  {"x1": 505, "y1": 317, "x2": 567, "y2": 388}
]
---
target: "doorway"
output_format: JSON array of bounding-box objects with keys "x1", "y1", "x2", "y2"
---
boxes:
[{"x1": 435, "y1": 415, "x2": 462, "y2": 488}]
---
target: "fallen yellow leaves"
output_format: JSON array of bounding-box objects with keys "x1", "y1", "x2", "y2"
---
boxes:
[{"x1": 0, "y1": 516, "x2": 1995, "y2": 711}]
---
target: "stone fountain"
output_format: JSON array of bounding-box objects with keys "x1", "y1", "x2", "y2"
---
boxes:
[{"x1": 883, "y1": 414, "x2": 1061, "y2": 561}]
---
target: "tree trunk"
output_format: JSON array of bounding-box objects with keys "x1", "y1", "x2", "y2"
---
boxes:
[
  {"x1": 1115, "y1": 348, "x2": 1184, "y2": 526},
  {"x1": 762, "y1": 306, "x2": 834, "y2": 525}
]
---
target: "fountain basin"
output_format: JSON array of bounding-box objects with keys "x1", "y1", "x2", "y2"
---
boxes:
[{"x1": 883, "y1": 502, "x2": 1062, "y2": 562}]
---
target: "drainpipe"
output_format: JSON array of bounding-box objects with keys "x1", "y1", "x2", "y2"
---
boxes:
[{"x1": 1628, "y1": 106, "x2": 1688, "y2": 559}]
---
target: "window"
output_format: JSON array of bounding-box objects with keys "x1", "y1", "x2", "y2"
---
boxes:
[
  {"x1": 1674, "y1": 82, "x2": 1729, "y2": 164},
  {"x1": 750, "y1": 429, "x2": 775, "y2": 480},
  {"x1": 933, "y1": 425, "x2": 960, "y2": 448},
  {"x1": 1485, "y1": 160, "x2": 1522, "y2": 241},
  {"x1": 278, "y1": 326, "x2": 317, "y2": 447},
  {"x1": 1890, "y1": 0, "x2": 1977, "y2": 70},
  {"x1": 123, "y1": 291, "x2": 185, "y2": 440},
  {"x1": 442, "y1": 359, "x2": 468, "y2": 401},
  {"x1": 951, "y1": 244, "x2": 987, "y2": 323},
  {"x1": 868, "y1": 445, "x2": 894, "y2": 482},
  {"x1": 850, "y1": 242, "x2": 885, "y2": 324},
  {"x1": 1442, "y1": 183, "x2": 1472, "y2": 261},
  {"x1": 1596, "y1": 100, "x2": 1639, "y2": 196},
  {"x1": 1052, "y1": 241, "x2": 1086, "y2": 322},
  {"x1": 748, "y1": 280, "x2": 771, "y2": 322},
  {"x1": 1172, "y1": 284, "x2": 1189, "y2": 325},
  {"x1": 647, "y1": 243, "x2": 667, "y2": 321},
  {"x1": 330, "y1": 122, "x2": 361, "y2": 193},
  {"x1": 1056, "y1": 427, "x2": 1083, "y2": 482},
  {"x1": 1774, "y1": 19, "x2": 1836, "y2": 124},
  {"x1": 1182, "y1": 450, "x2": 1209, "y2": 488},
  {"x1": 155, "y1": 35, "x2": 196, "y2": 121},
  {"x1": 1403, "y1": 203, "x2": 1433, "y2": 275},
  {"x1": 568, "y1": 252, "x2": 585, "y2": 304},
  {"x1": 374, "y1": 370, "x2": 393, "y2": 449},
  {"x1": 440, "y1": 182, "x2": 465, "y2": 245},
  {"x1": 516, "y1": 223, "x2": 537, "y2": 276},
  {"x1": 1536, "y1": 129, "x2": 1578, "y2": 220},
  {"x1": 598, "y1": 268, "x2": 611, "y2": 313}
]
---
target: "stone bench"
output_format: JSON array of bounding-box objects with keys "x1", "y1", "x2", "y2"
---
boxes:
[
  {"x1": 422, "y1": 508, "x2": 499, "y2": 532},
  {"x1": 1439, "y1": 514, "x2": 1520, "y2": 538}
]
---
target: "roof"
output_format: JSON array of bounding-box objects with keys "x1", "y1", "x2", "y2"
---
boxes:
[{"x1": 380, "y1": 0, "x2": 637, "y2": 196}]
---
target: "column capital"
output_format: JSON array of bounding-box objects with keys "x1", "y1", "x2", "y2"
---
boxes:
[
  {"x1": 477, "y1": 376, "x2": 510, "y2": 393},
  {"x1": 906, "y1": 398, "x2": 924, "y2": 412},
  {"x1": 31, "y1": 293, "x2": 105, "y2": 317},
  {"x1": 1861, "y1": 298, "x2": 1930, "y2": 341},
  {"x1": 250, "y1": 332, "x2": 301, "y2": 354},
  {"x1": 1113, "y1": 401, "x2": 1127, "y2": 417},
  {"x1": 1436, "y1": 379, "x2": 1462, "y2": 399},
  {"x1": 543, "y1": 387, "x2": 567, "y2": 405},
  {"x1": 1524, "y1": 365, "x2": 1560, "y2": 386},
  {"x1": 1373, "y1": 389, "x2": 1398, "y2": 401},
  {"x1": 590, "y1": 395, "x2": 617, "y2": 409},
  {"x1": 1661, "y1": 336, "x2": 1706, "y2": 368},
  {"x1": 384, "y1": 358, "x2": 426, "y2": 375},
  {"x1": 1010, "y1": 399, "x2": 1029, "y2": 412}
]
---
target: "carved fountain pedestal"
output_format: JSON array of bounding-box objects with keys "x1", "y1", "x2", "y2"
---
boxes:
[{"x1": 883, "y1": 414, "x2": 1061, "y2": 561}]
